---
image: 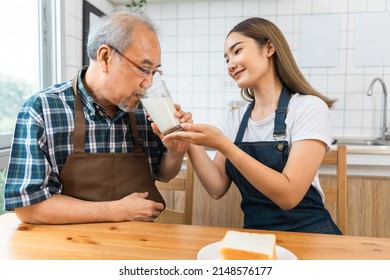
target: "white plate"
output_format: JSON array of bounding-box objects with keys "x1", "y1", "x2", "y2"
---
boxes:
[{"x1": 197, "y1": 242, "x2": 297, "y2": 260}]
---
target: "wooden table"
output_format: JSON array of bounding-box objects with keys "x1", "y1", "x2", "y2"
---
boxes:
[{"x1": 1, "y1": 213, "x2": 390, "y2": 260}]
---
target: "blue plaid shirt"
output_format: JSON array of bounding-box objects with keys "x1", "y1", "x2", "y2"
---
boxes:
[{"x1": 4, "y1": 70, "x2": 166, "y2": 210}]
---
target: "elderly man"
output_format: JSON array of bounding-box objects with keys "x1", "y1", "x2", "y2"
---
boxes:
[{"x1": 4, "y1": 10, "x2": 190, "y2": 224}]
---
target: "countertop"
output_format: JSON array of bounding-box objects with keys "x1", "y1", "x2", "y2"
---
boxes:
[
  {"x1": 343, "y1": 145, "x2": 390, "y2": 155},
  {"x1": 207, "y1": 144, "x2": 390, "y2": 177},
  {"x1": 324, "y1": 145, "x2": 390, "y2": 177}
]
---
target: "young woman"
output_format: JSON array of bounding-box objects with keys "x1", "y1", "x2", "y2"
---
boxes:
[{"x1": 163, "y1": 17, "x2": 341, "y2": 234}]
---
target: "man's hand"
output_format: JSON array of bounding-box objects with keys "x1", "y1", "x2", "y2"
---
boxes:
[{"x1": 117, "y1": 192, "x2": 165, "y2": 222}]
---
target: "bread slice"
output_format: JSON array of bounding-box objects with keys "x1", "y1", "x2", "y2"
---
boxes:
[{"x1": 219, "y1": 230, "x2": 277, "y2": 260}]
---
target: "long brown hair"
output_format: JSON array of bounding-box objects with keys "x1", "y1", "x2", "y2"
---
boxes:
[{"x1": 228, "y1": 17, "x2": 336, "y2": 108}]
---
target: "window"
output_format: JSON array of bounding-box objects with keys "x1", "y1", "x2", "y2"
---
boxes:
[
  {"x1": 0, "y1": 1, "x2": 61, "y2": 211},
  {"x1": 0, "y1": 1, "x2": 40, "y2": 136},
  {"x1": 0, "y1": 168, "x2": 6, "y2": 214},
  {"x1": 0, "y1": 0, "x2": 61, "y2": 149}
]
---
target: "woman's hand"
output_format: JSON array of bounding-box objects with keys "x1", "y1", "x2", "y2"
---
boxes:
[
  {"x1": 162, "y1": 122, "x2": 227, "y2": 151},
  {"x1": 150, "y1": 104, "x2": 192, "y2": 154}
]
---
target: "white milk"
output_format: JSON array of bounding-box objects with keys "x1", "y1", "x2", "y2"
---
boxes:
[{"x1": 141, "y1": 96, "x2": 181, "y2": 134}]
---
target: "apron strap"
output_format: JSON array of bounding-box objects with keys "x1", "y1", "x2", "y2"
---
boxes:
[
  {"x1": 72, "y1": 72, "x2": 87, "y2": 153},
  {"x1": 235, "y1": 101, "x2": 254, "y2": 143},
  {"x1": 128, "y1": 112, "x2": 144, "y2": 153},
  {"x1": 234, "y1": 85, "x2": 291, "y2": 143},
  {"x1": 273, "y1": 86, "x2": 291, "y2": 140}
]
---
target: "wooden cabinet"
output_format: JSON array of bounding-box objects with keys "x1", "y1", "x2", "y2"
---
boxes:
[
  {"x1": 191, "y1": 173, "x2": 390, "y2": 238},
  {"x1": 320, "y1": 175, "x2": 390, "y2": 238},
  {"x1": 346, "y1": 176, "x2": 390, "y2": 238}
]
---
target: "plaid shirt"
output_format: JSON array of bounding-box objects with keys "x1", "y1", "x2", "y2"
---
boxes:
[{"x1": 4, "y1": 69, "x2": 166, "y2": 210}]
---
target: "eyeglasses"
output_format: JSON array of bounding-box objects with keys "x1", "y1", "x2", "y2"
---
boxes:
[{"x1": 108, "y1": 45, "x2": 163, "y2": 77}]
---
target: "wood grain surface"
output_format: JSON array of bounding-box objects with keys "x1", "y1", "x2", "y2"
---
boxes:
[{"x1": 1, "y1": 213, "x2": 390, "y2": 260}]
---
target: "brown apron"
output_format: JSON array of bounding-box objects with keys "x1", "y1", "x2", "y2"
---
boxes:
[{"x1": 59, "y1": 72, "x2": 165, "y2": 207}]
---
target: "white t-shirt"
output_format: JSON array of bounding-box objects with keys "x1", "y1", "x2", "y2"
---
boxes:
[{"x1": 222, "y1": 93, "x2": 332, "y2": 201}]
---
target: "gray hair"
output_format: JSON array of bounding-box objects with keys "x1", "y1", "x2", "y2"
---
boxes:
[{"x1": 87, "y1": 9, "x2": 158, "y2": 61}]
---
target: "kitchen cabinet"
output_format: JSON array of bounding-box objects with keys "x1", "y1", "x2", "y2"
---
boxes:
[
  {"x1": 321, "y1": 174, "x2": 390, "y2": 238},
  {"x1": 348, "y1": 176, "x2": 390, "y2": 238}
]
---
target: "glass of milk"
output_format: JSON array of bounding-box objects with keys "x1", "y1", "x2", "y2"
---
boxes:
[{"x1": 141, "y1": 75, "x2": 181, "y2": 135}]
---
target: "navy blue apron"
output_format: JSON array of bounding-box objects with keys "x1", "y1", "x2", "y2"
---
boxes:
[{"x1": 225, "y1": 86, "x2": 342, "y2": 235}]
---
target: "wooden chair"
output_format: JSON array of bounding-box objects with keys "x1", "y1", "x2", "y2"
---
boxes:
[
  {"x1": 154, "y1": 156, "x2": 194, "y2": 225},
  {"x1": 320, "y1": 145, "x2": 348, "y2": 234}
]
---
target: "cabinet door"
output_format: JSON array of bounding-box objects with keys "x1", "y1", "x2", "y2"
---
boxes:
[
  {"x1": 320, "y1": 174, "x2": 390, "y2": 238},
  {"x1": 347, "y1": 176, "x2": 390, "y2": 238}
]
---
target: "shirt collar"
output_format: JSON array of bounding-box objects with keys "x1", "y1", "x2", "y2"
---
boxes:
[{"x1": 75, "y1": 66, "x2": 99, "y2": 116}]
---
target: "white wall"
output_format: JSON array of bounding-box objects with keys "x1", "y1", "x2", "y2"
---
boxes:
[
  {"x1": 65, "y1": 0, "x2": 390, "y2": 139},
  {"x1": 63, "y1": 0, "x2": 114, "y2": 79}
]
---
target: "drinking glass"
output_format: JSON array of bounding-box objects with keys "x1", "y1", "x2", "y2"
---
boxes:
[{"x1": 141, "y1": 76, "x2": 181, "y2": 135}]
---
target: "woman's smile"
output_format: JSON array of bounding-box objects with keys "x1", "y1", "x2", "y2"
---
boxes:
[{"x1": 233, "y1": 68, "x2": 245, "y2": 79}]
